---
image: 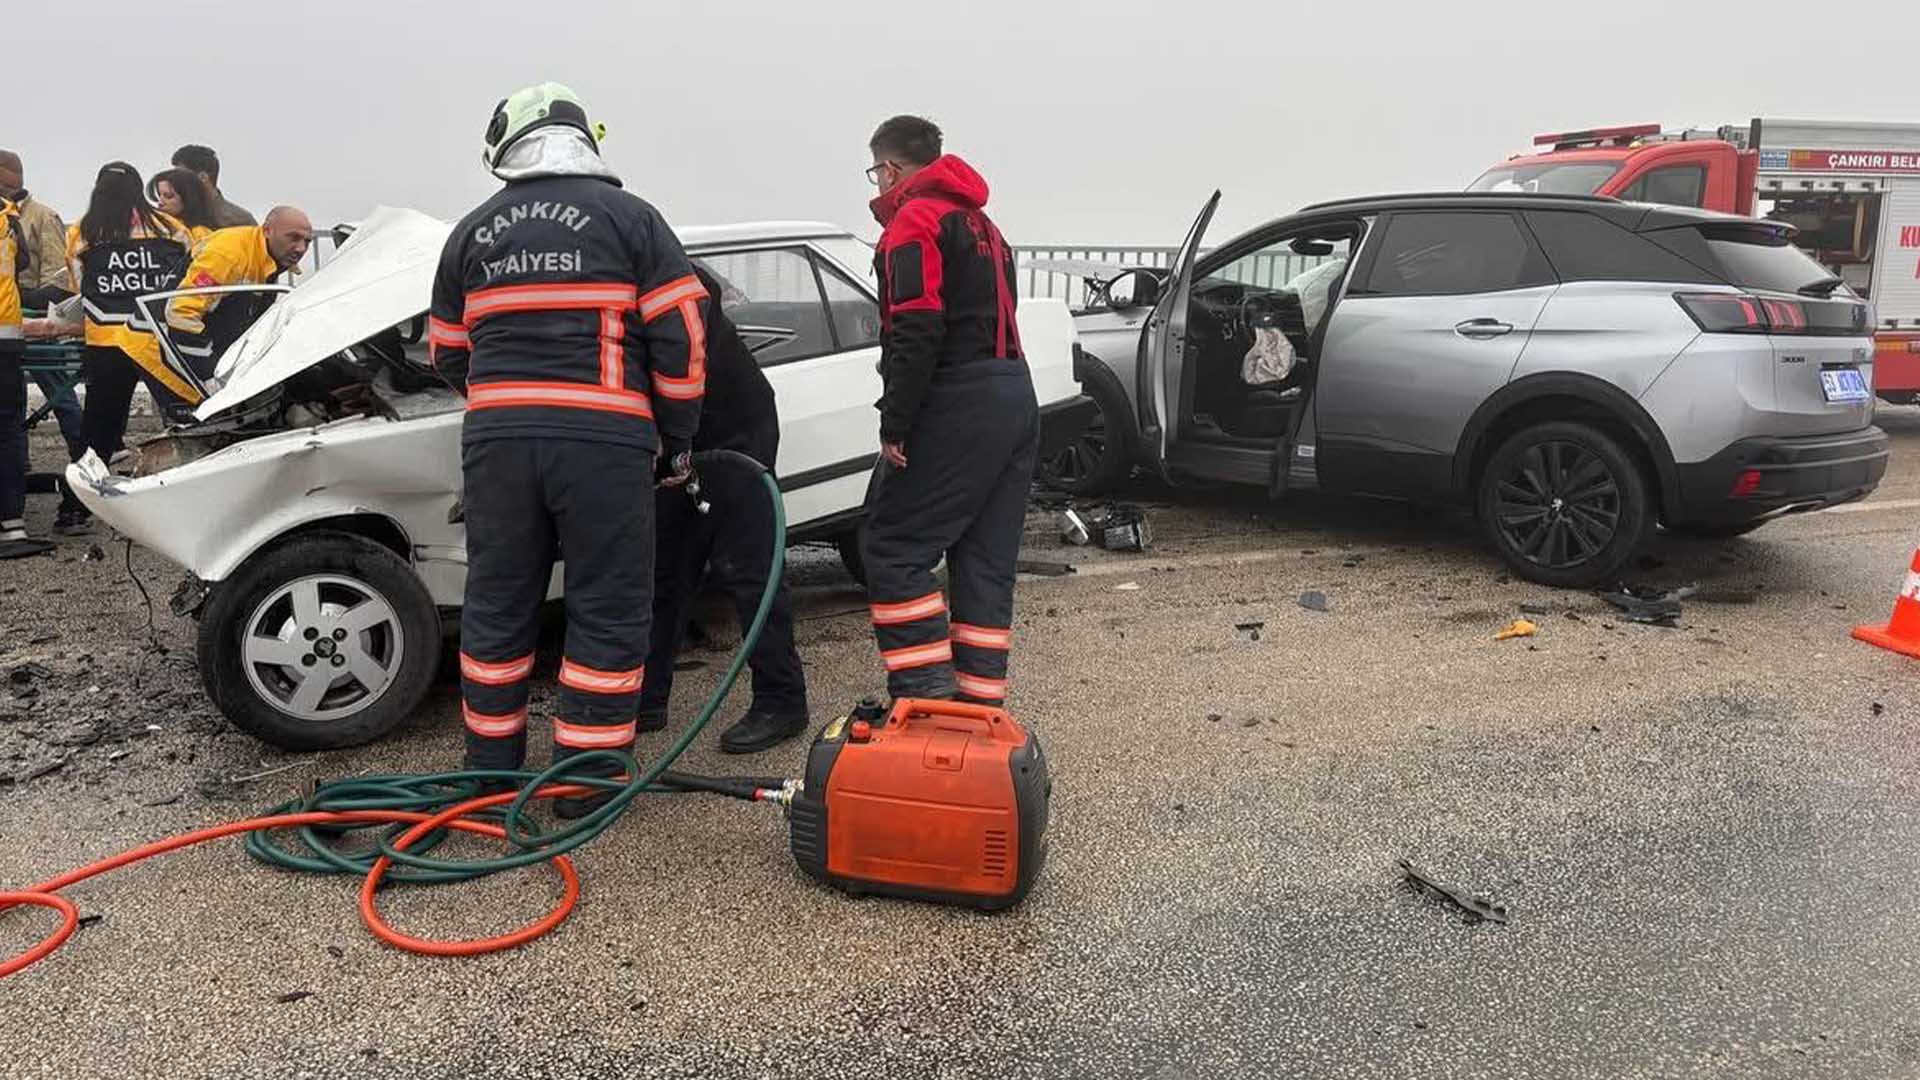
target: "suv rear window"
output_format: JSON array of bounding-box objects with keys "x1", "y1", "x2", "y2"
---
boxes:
[
  {"x1": 1695, "y1": 226, "x2": 1840, "y2": 294},
  {"x1": 1361, "y1": 211, "x2": 1552, "y2": 297},
  {"x1": 1525, "y1": 211, "x2": 1718, "y2": 285}
]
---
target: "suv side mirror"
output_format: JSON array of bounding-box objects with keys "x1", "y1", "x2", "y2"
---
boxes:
[{"x1": 1105, "y1": 268, "x2": 1163, "y2": 311}]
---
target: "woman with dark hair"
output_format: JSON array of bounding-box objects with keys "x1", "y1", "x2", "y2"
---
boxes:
[
  {"x1": 149, "y1": 167, "x2": 217, "y2": 248},
  {"x1": 62, "y1": 163, "x2": 195, "y2": 525}
]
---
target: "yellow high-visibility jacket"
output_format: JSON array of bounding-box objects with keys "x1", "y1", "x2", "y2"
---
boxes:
[
  {"x1": 164, "y1": 225, "x2": 276, "y2": 335},
  {"x1": 2, "y1": 200, "x2": 26, "y2": 340},
  {"x1": 65, "y1": 211, "x2": 199, "y2": 400}
]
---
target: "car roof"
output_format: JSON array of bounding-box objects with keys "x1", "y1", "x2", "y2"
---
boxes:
[
  {"x1": 679, "y1": 220, "x2": 852, "y2": 248},
  {"x1": 1287, "y1": 192, "x2": 1746, "y2": 232}
]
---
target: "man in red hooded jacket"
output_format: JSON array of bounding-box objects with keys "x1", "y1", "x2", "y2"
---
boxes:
[{"x1": 859, "y1": 115, "x2": 1038, "y2": 707}]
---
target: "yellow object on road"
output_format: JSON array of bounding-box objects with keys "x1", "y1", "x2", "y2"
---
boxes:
[{"x1": 1494, "y1": 619, "x2": 1537, "y2": 641}]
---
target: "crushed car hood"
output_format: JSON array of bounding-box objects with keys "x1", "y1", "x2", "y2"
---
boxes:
[{"x1": 194, "y1": 206, "x2": 453, "y2": 420}]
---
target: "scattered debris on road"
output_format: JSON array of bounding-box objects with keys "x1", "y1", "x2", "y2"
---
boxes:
[
  {"x1": 1016, "y1": 558, "x2": 1075, "y2": 577},
  {"x1": 1494, "y1": 619, "x2": 1538, "y2": 641},
  {"x1": 1090, "y1": 504, "x2": 1152, "y2": 552},
  {"x1": 1114, "y1": 581, "x2": 1142, "y2": 592},
  {"x1": 276, "y1": 991, "x2": 315, "y2": 1005},
  {"x1": 1235, "y1": 621, "x2": 1265, "y2": 642},
  {"x1": 1599, "y1": 583, "x2": 1696, "y2": 627},
  {"x1": 1520, "y1": 603, "x2": 1552, "y2": 616},
  {"x1": 1299, "y1": 591, "x2": 1332, "y2": 613},
  {"x1": 1059, "y1": 509, "x2": 1091, "y2": 546},
  {"x1": 1398, "y1": 858, "x2": 1510, "y2": 925}
]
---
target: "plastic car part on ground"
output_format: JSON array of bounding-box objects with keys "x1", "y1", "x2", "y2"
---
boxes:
[
  {"x1": 1493, "y1": 619, "x2": 1538, "y2": 641},
  {"x1": 1398, "y1": 858, "x2": 1510, "y2": 925},
  {"x1": 1599, "y1": 583, "x2": 1697, "y2": 627},
  {"x1": 1060, "y1": 503, "x2": 1150, "y2": 552}
]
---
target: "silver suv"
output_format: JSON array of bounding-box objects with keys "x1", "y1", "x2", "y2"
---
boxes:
[{"x1": 1057, "y1": 192, "x2": 1889, "y2": 587}]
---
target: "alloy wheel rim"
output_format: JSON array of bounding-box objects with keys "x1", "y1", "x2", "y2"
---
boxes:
[
  {"x1": 1493, "y1": 440, "x2": 1621, "y2": 570},
  {"x1": 1044, "y1": 413, "x2": 1109, "y2": 485},
  {"x1": 242, "y1": 574, "x2": 404, "y2": 722}
]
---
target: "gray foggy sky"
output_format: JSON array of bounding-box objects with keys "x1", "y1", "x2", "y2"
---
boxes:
[{"x1": 10, "y1": 0, "x2": 1918, "y2": 248}]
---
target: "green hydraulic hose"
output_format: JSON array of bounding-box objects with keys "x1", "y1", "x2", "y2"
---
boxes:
[{"x1": 243, "y1": 450, "x2": 791, "y2": 886}]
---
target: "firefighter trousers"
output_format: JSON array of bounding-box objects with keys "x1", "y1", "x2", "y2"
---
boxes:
[
  {"x1": 458, "y1": 437, "x2": 655, "y2": 772},
  {"x1": 860, "y1": 370, "x2": 1038, "y2": 705}
]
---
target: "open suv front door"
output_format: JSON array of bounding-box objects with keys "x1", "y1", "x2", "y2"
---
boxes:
[{"x1": 1136, "y1": 191, "x2": 1220, "y2": 479}]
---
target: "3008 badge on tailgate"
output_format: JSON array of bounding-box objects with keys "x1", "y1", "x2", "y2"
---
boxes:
[{"x1": 1821, "y1": 368, "x2": 1870, "y2": 404}]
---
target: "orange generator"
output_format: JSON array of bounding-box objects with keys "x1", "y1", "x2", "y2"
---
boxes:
[{"x1": 788, "y1": 698, "x2": 1050, "y2": 910}]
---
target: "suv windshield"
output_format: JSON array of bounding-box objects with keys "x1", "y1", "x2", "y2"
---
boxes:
[{"x1": 1469, "y1": 162, "x2": 1622, "y2": 195}]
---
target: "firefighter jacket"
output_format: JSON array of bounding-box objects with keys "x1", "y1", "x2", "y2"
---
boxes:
[
  {"x1": 66, "y1": 212, "x2": 200, "y2": 400},
  {"x1": 867, "y1": 154, "x2": 1024, "y2": 443},
  {"x1": 429, "y1": 173, "x2": 709, "y2": 456}
]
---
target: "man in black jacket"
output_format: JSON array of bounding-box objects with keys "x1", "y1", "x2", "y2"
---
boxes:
[
  {"x1": 430, "y1": 83, "x2": 707, "y2": 812},
  {"x1": 859, "y1": 116, "x2": 1038, "y2": 707},
  {"x1": 635, "y1": 264, "x2": 808, "y2": 753}
]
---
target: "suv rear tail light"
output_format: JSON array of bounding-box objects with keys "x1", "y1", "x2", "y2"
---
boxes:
[
  {"x1": 1675, "y1": 293, "x2": 1866, "y2": 336},
  {"x1": 1676, "y1": 293, "x2": 1769, "y2": 333}
]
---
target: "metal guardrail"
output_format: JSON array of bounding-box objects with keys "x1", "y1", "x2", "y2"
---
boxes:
[{"x1": 1016, "y1": 244, "x2": 1330, "y2": 309}]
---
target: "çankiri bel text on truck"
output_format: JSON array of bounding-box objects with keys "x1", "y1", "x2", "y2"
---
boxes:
[{"x1": 1474, "y1": 118, "x2": 1920, "y2": 404}]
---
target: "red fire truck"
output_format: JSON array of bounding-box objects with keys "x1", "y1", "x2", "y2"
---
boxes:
[{"x1": 1473, "y1": 119, "x2": 1920, "y2": 402}]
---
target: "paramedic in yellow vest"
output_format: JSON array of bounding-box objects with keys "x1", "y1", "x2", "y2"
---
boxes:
[
  {"x1": 164, "y1": 206, "x2": 312, "y2": 376},
  {"x1": 1, "y1": 195, "x2": 45, "y2": 557},
  {"x1": 63, "y1": 163, "x2": 196, "y2": 483}
]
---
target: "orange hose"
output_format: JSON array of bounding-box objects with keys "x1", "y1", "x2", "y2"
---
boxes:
[{"x1": 0, "y1": 783, "x2": 603, "y2": 980}]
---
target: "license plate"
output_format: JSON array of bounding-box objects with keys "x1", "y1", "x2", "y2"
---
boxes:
[{"x1": 1820, "y1": 367, "x2": 1870, "y2": 404}]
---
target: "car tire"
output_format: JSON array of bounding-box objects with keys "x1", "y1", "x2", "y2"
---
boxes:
[
  {"x1": 197, "y1": 531, "x2": 441, "y2": 752},
  {"x1": 834, "y1": 529, "x2": 869, "y2": 590},
  {"x1": 1036, "y1": 375, "x2": 1132, "y2": 495},
  {"x1": 1665, "y1": 519, "x2": 1769, "y2": 540},
  {"x1": 1477, "y1": 421, "x2": 1652, "y2": 590}
]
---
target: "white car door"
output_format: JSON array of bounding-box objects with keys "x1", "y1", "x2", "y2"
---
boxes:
[{"x1": 690, "y1": 244, "x2": 883, "y2": 535}]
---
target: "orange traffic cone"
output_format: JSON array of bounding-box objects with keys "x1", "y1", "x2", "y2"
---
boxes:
[{"x1": 1853, "y1": 549, "x2": 1920, "y2": 659}]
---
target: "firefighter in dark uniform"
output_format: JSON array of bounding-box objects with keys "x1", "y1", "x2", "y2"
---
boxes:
[
  {"x1": 860, "y1": 116, "x2": 1037, "y2": 707},
  {"x1": 635, "y1": 264, "x2": 809, "y2": 753},
  {"x1": 429, "y1": 83, "x2": 708, "y2": 813}
]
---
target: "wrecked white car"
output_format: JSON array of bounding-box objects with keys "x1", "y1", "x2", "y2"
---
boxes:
[{"x1": 70, "y1": 207, "x2": 1089, "y2": 750}]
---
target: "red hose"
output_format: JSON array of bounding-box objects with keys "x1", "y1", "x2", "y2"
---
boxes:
[{"x1": 0, "y1": 782, "x2": 601, "y2": 980}]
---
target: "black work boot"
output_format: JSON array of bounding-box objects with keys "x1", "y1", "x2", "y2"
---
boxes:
[
  {"x1": 54, "y1": 488, "x2": 92, "y2": 535},
  {"x1": 635, "y1": 703, "x2": 670, "y2": 734},
  {"x1": 718, "y1": 708, "x2": 809, "y2": 755}
]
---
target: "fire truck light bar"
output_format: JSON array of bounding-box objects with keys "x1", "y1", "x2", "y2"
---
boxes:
[{"x1": 1534, "y1": 123, "x2": 1664, "y2": 149}]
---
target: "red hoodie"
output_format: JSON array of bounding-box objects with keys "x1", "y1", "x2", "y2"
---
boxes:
[{"x1": 868, "y1": 155, "x2": 1024, "y2": 442}]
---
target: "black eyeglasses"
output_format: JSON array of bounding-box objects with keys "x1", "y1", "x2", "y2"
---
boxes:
[{"x1": 865, "y1": 162, "x2": 898, "y2": 187}]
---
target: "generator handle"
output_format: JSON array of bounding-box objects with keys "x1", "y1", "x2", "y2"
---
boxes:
[{"x1": 899, "y1": 698, "x2": 1017, "y2": 740}]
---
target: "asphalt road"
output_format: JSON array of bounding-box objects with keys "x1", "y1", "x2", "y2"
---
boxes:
[{"x1": 5, "y1": 410, "x2": 1920, "y2": 1079}]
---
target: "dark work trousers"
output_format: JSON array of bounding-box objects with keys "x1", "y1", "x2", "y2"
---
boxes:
[
  {"x1": 17, "y1": 370, "x2": 84, "y2": 471},
  {"x1": 0, "y1": 342, "x2": 24, "y2": 531},
  {"x1": 638, "y1": 451, "x2": 807, "y2": 719},
  {"x1": 861, "y1": 369, "x2": 1039, "y2": 705},
  {"x1": 79, "y1": 345, "x2": 192, "y2": 463},
  {"x1": 459, "y1": 437, "x2": 655, "y2": 772}
]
